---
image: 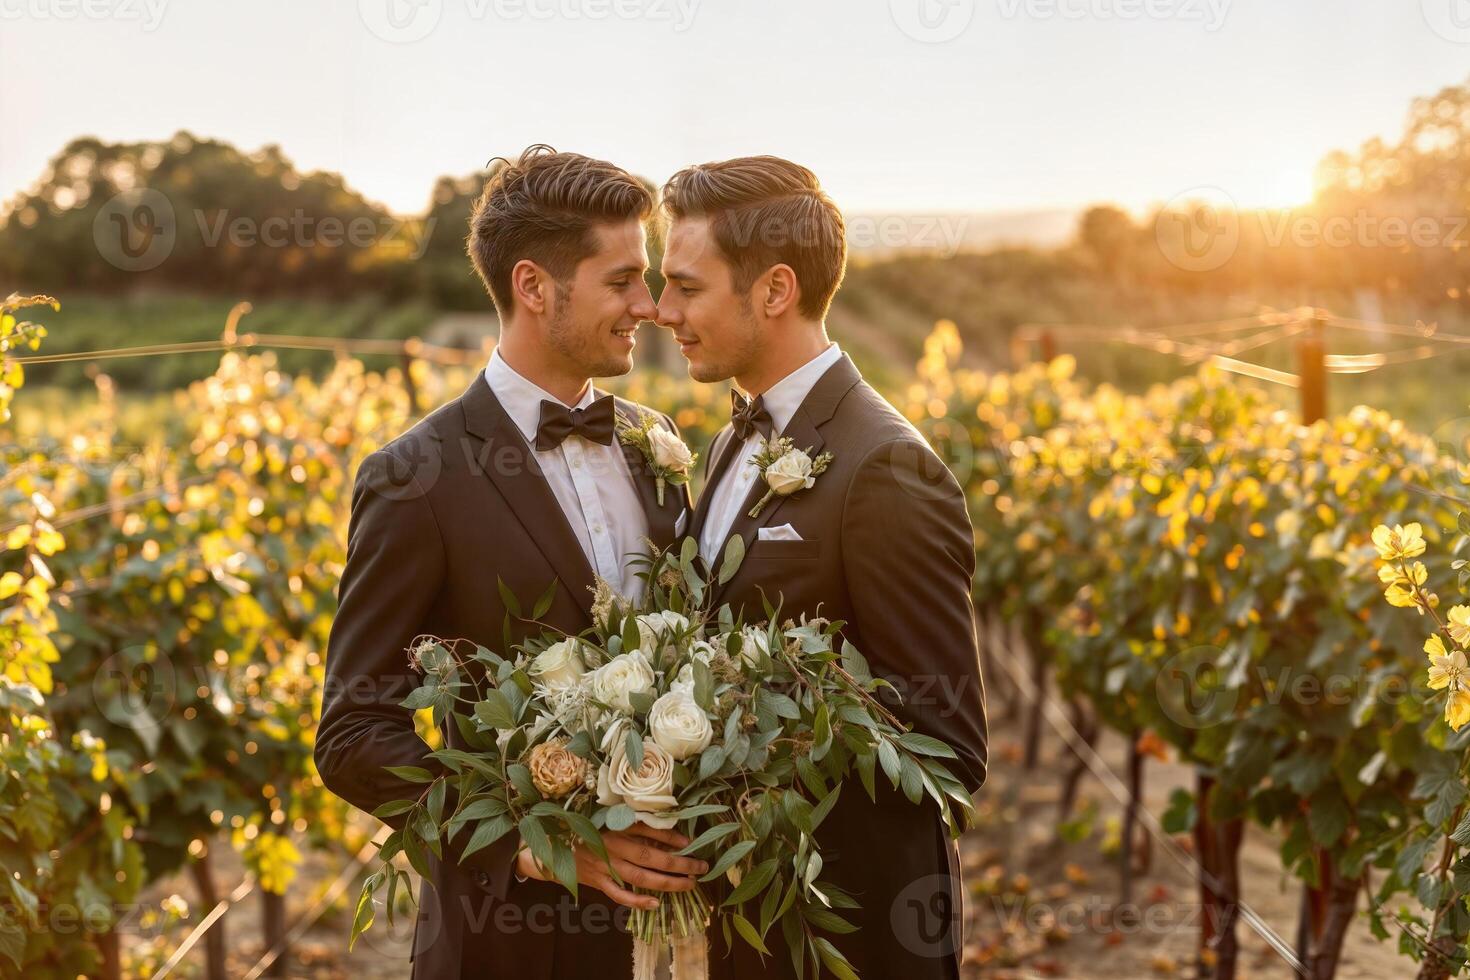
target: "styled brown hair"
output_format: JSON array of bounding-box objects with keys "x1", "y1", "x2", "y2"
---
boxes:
[
  {"x1": 660, "y1": 156, "x2": 847, "y2": 319},
  {"x1": 467, "y1": 145, "x2": 653, "y2": 316}
]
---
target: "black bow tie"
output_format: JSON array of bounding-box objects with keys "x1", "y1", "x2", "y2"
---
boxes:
[
  {"x1": 535, "y1": 395, "x2": 616, "y2": 451},
  {"x1": 730, "y1": 390, "x2": 773, "y2": 442}
]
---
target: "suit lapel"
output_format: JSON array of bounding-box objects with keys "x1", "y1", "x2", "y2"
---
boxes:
[
  {"x1": 460, "y1": 372, "x2": 597, "y2": 617},
  {"x1": 688, "y1": 425, "x2": 741, "y2": 545},
  {"x1": 614, "y1": 397, "x2": 682, "y2": 551},
  {"x1": 709, "y1": 354, "x2": 864, "y2": 606}
]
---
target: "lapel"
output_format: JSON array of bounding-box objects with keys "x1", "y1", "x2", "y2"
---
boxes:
[
  {"x1": 614, "y1": 397, "x2": 682, "y2": 551},
  {"x1": 459, "y1": 371, "x2": 597, "y2": 619},
  {"x1": 688, "y1": 424, "x2": 741, "y2": 545},
  {"x1": 709, "y1": 354, "x2": 864, "y2": 605}
]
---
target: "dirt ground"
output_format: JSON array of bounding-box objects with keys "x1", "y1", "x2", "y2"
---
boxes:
[
  {"x1": 129, "y1": 721, "x2": 1410, "y2": 979},
  {"x1": 953, "y1": 721, "x2": 1405, "y2": 979}
]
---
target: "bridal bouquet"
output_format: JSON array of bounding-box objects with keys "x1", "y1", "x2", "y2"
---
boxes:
[{"x1": 348, "y1": 539, "x2": 976, "y2": 979}]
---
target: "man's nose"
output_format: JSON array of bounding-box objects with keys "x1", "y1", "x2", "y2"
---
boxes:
[
  {"x1": 654, "y1": 301, "x2": 682, "y2": 328},
  {"x1": 629, "y1": 293, "x2": 657, "y2": 321}
]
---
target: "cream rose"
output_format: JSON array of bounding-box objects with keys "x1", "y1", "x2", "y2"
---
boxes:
[
  {"x1": 636, "y1": 611, "x2": 690, "y2": 660},
  {"x1": 764, "y1": 449, "x2": 815, "y2": 496},
  {"x1": 648, "y1": 690, "x2": 713, "y2": 760},
  {"x1": 648, "y1": 426, "x2": 694, "y2": 474},
  {"x1": 528, "y1": 638, "x2": 585, "y2": 691},
  {"x1": 589, "y1": 649, "x2": 655, "y2": 713},
  {"x1": 596, "y1": 720, "x2": 678, "y2": 828}
]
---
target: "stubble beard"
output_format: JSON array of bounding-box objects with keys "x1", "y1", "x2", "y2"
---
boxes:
[
  {"x1": 691, "y1": 297, "x2": 761, "y2": 385},
  {"x1": 546, "y1": 282, "x2": 630, "y2": 380}
]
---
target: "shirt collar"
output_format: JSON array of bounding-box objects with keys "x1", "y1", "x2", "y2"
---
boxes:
[
  {"x1": 483, "y1": 349, "x2": 598, "y2": 446},
  {"x1": 742, "y1": 343, "x2": 843, "y2": 436}
]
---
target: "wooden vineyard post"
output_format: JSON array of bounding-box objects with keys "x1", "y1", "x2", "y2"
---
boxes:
[
  {"x1": 400, "y1": 341, "x2": 423, "y2": 416},
  {"x1": 263, "y1": 890, "x2": 288, "y2": 976},
  {"x1": 1213, "y1": 814, "x2": 1244, "y2": 980},
  {"x1": 1296, "y1": 312, "x2": 1327, "y2": 425},
  {"x1": 1038, "y1": 328, "x2": 1058, "y2": 364},
  {"x1": 191, "y1": 844, "x2": 229, "y2": 980},
  {"x1": 1021, "y1": 608, "x2": 1047, "y2": 771},
  {"x1": 1196, "y1": 770, "x2": 1219, "y2": 977},
  {"x1": 1119, "y1": 734, "x2": 1144, "y2": 910},
  {"x1": 1056, "y1": 699, "x2": 1099, "y2": 823},
  {"x1": 95, "y1": 927, "x2": 121, "y2": 980}
]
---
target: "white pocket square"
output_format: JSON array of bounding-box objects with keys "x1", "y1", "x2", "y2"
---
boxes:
[
  {"x1": 675, "y1": 509, "x2": 689, "y2": 536},
  {"x1": 757, "y1": 523, "x2": 802, "y2": 542}
]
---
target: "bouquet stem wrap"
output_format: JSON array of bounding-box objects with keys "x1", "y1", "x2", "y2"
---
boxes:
[{"x1": 630, "y1": 886, "x2": 711, "y2": 980}]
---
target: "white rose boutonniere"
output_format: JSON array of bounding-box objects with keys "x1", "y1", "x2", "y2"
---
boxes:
[
  {"x1": 748, "y1": 436, "x2": 834, "y2": 519},
  {"x1": 616, "y1": 408, "x2": 696, "y2": 506}
]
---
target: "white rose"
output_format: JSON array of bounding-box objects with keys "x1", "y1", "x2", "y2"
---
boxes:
[
  {"x1": 671, "y1": 641, "x2": 716, "y2": 696},
  {"x1": 596, "y1": 720, "x2": 678, "y2": 829},
  {"x1": 764, "y1": 449, "x2": 814, "y2": 496},
  {"x1": 637, "y1": 611, "x2": 690, "y2": 659},
  {"x1": 648, "y1": 426, "x2": 694, "y2": 474},
  {"x1": 589, "y1": 649, "x2": 655, "y2": 713},
  {"x1": 528, "y1": 638, "x2": 585, "y2": 691},
  {"x1": 648, "y1": 690, "x2": 713, "y2": 760},
  {"x1": 737, "y1": 627, "x2": 770, "y2": 669}
]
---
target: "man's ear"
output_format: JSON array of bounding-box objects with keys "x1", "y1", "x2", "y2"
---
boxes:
[
  {"x1": 761, "y1": 264, "x2": 800, "y2": 319},
  {"x1": 510, "y1": 259, "x2": 550, "y2": 315}
]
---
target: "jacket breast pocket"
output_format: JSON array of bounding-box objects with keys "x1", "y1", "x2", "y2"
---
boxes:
[{"x1": 747, "y1": 537, "x2": 822, "y2": 560}]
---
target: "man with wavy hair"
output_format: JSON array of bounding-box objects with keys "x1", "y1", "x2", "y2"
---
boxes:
[
  {"x1": 657, "y1": 155, "x2": 989, "y2": 979},
  {"x1": 318, "y1": 147, "x2": 704, "y2": 979}
]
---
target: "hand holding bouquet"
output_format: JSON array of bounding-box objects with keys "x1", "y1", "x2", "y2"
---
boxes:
[{"x1": 350, "y1": 539, "x2": 977, "y2": 978}]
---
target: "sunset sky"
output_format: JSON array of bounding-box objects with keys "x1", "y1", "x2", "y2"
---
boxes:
[{"x1": 1, "y1": 0, "x2": 1466, "y2": 217}]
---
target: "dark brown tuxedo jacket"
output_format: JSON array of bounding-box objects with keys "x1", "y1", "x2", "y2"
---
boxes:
[
  {"x1": 315, "y1": 370, "x2": 690, "y2": 979},
  {"x1": 695, "y1": 354, "x2": 988, "y2": 980}
]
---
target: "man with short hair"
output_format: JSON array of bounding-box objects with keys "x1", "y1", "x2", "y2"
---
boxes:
[
  {"x1": 656, "y1": 155, "x2": 989, "y2": 979},
  {"x1": 317, "y1": 146, "x2": 704, "y2": 979}
]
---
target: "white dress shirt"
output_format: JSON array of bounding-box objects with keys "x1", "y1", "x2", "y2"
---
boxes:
[
  {"x1": 698, "y1": 343, "x2": 844, "y2": 561},
  {"x1": 483, "y1": 351, "x2": 651, "y2": 601}
]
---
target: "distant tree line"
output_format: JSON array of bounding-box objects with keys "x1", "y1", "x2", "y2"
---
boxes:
[{"x1": 2, "y1": 76, "x2": 1468, "y2": 324}]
